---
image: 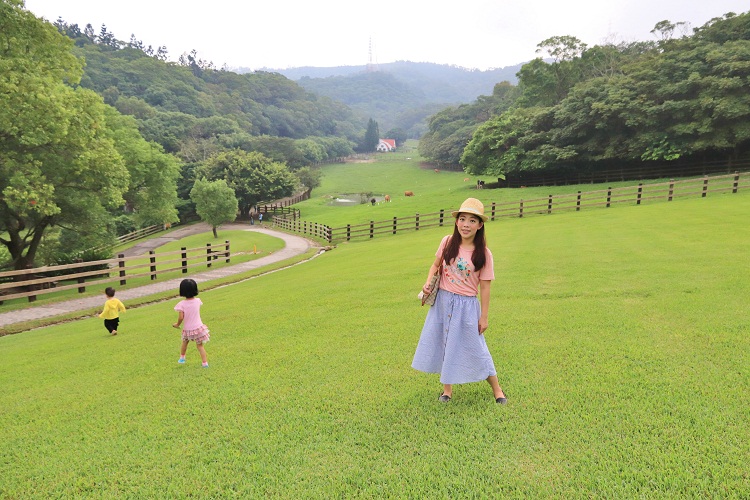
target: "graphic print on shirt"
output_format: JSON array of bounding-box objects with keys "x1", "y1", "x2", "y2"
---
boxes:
[{"x1": 446, "y1": 256, "x2": 473, "y2": 285}]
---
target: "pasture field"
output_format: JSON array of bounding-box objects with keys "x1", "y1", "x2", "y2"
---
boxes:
[
  {"x1": 296, "y1": 150, "x2": 690, "y2": 228},
  {"x1": 2, "y1": 189, "x2": 749, "y2": 497}
]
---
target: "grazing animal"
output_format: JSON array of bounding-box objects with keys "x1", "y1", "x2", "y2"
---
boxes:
[
  {"x1": 404, "y1": 191, "x2": 414, "y2": 197},
  {"x1": 370, "y1": 198, "x2": 376, "y2": 206},
  {"x1": 384, "y1": 194, "x2": 391, "y2": 202},
  {"x1": 434, "y1": 169, "x2": 439, "y2": 173},
  {"x1": 464, "y1": 178, "x2": 470, "y2": 182}
]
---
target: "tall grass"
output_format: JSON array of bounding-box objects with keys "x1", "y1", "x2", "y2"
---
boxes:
[{"x1": 2, "y1": 191, "x2": 748, "y2": 496}]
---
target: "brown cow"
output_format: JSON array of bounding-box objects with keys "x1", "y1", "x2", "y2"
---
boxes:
[
  {"x1": 404, "y1": 191, "x2": 414, "y2": 197},
  {"x1": 463, "y1": 178, "x2": 470, "y2": 182},
  {"x1": 434, "y1": 169, "x2": 439, "y2": 173},
  {"x1": 384, "y1": 194, "x2": 391, "y2": 202}
]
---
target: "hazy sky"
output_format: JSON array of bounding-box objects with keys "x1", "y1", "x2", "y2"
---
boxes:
[{"x1": 23, "y1": 0, "x2": 749, "y2": 71}]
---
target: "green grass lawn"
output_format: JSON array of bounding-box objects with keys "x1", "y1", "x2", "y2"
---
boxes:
[{"x1": 2, "y1": 190, "x2": 748, "y2": 496}]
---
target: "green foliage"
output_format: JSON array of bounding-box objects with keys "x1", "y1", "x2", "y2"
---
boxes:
[
  {"x1": 295, "y1": 167, "x2": 322, "y2": 191},
  {"x1": 189, "y1": 178, "x2": 238, "y2": 237},
  {"x1": 0, "y1": 3, "x2": 128, "y2": 270},
  {"x1": 419, "y1": 82, "x2": 520, "y2": 166},
  {"x1": 363, "y1": 118, "x2": 380, "y2": 152},
  {"x1": 56, "y1": 27, "x2": 365, "y2": 165},
  {"x1": 197, "y1": 150, "x2": 297, "y2": 216},
  {"x1": 464, "y1": 11, "x2": 750, "y2": 179}
]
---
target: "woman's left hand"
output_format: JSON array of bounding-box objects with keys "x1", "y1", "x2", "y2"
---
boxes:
[{"x1": 478, "y1": 319, "x2": 488, "y2": 335}]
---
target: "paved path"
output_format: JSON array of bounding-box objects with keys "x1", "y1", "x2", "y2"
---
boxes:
[{"x1": 0, "y1": 225, "x2": 316, "y2": 330}]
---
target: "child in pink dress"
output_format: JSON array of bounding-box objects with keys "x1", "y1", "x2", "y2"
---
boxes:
[{"x1": 172, "y1": 279, "x2": 210, "y2": 367}]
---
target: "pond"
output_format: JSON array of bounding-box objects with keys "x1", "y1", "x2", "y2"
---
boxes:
[{"x1": 329, "y1": 193, "x2": 385, "y2": 206}]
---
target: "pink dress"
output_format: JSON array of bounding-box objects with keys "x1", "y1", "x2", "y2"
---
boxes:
[{"x1": 174, "y1": 298, "x2": 210, "y2": 344}]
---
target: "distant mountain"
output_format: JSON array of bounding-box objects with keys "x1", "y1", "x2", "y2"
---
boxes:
[{"x1": 235, "y1": 61, "x2": 525, "y2": 137}]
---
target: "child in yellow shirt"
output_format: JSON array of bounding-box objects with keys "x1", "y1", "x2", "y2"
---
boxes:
[{"x1": 99, "y1": 287, "x2": 126, "y2": 335}]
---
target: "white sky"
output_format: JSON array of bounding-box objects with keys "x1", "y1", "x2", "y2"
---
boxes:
[{"x1": 23, "y1": 0, "x2": 750, "y2": 71}]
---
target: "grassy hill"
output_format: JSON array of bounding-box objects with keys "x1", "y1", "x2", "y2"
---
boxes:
[{"x1": 1, "y1": 170, "x2": 749, "y2": 496}]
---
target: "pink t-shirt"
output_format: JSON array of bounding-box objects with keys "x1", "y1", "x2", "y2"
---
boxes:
[
  {"x1": 174, "y1": 298, "x2": 205, "y2": 331},
  {"x1": 436, "y1": 235, "x2": 495, "y2": 297}
]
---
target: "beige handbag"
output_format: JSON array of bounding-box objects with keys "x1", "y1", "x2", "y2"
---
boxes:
[{"x1": 418, "y1": 265, "x2": 442, "y2": 306}]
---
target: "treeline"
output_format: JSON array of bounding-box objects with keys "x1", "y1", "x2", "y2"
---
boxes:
[
  {"x1": 53, "y1": 18, "x2": 363, "y2": 166},
  {"x1": 421, "y1": 11, "x2": 750, "y2": 180}
]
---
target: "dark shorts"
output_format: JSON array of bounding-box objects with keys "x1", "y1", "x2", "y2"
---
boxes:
[{"x1": 104, "y1": 318, "x2": 120, "y2": 333}]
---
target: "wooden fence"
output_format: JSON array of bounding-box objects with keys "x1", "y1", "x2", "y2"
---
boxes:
[
  {"x1": 272, "y1": 171, "x2": 747, "y2": 244},
  {"x1": 115, "y1": 224, "x2": 165, "y2": 245},
  {"x1": 0, "y1": 241, "x2": 230, "y2": 304}
]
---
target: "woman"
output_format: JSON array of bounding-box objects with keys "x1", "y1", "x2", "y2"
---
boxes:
[{"x1": 412, "y1": 198, "x2": 507, "y2": 404}]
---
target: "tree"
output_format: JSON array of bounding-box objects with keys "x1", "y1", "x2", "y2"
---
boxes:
[
  {"x1": 0, "y1": 3, "x2": 182, "y2": 270},
  {"x1": 384, "y1": 127, "x2": 408, "y2": 146},
  {"x1": 190, "y1": 178, "x2": 237, "y2": 238},
  {"x1": 0, "y1": 3, "x2": 128, "y2": 270},
  {"x1": 197, "y1": 150, "x2": 297, "y2": 217},
  {"x1": 295, "y1": 167, "x2": 322, "y2": 193},
  {"x1": 363, "y1": 118, "x2": 380, "y2": 152}
]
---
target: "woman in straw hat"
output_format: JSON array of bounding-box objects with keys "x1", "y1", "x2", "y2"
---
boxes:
[{"x1": 412, "y1": 197, "x2": 507, "y2": 404}]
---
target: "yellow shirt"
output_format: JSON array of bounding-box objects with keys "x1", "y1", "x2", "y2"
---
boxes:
[{"x1": 99, "y1": 298, "x2": 126, "y2": 319}]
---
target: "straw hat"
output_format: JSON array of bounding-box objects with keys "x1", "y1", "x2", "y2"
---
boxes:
[{"x1": 451, "y1": 198, "x2": 488, "y2": 222}]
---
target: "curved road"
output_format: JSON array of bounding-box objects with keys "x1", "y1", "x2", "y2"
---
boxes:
[{"x1": 0, "y1": 224, "x2": 316, "y2": 330}]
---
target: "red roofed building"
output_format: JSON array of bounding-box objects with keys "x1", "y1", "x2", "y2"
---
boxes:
[{"x1": 376, "y1": 139, "x2": 396, "y2": 152}]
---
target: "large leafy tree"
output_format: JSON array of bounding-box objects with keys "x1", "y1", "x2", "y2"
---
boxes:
[
  {"x1": 0, "y1": 1, "x2": 129, "y2": 270},
  {"x1": 190, "y1": 178, "x2": 237, "y2": 238},
  {"x1": 0, "y1": 2, "x2": 181, "y2": 270},
  {"x1": 197, "y1": 150, "x2": 297, "y2": 217}
]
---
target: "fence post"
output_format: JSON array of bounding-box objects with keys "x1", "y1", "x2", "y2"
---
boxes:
[
  {"x1": 149, "y1": 250, "x2": 157, "y2": 280},
  {"x1": 491, "y1": 202, "x2": 496, "y2": 221},
  {"x1": 74, "y1": 258, "x2": 85, "y2": 293},
  {"x1": 327, "y1": 226, "x2": 332, "y2": 243},
  {"x1": 702, "y1": 176, "x2": 709, "y2": 197},
  {"x1": 225, "y1": 240, "x2": 230, "y2": 263},
  {"x1": 733, "y1": 171, "x2": 739, "y2": 194},
  {"x1": 206, "y1": 243, "x2": 212, "y2": 268},
  {"x1": 181, "y1": 247, "x2": 188, "y2": 273},
  {"x1": 393, "y1": 217, "x2": 397, "y2": 235},
  {"x1": 347, "y1": 224, "x2": 351, "y2": 241},
  {"x1": 607, "y1": 187, "x2": 611, "y2": 208},
  {"x1": 119, "y1": 254, "x2": 127, "y2": 285},
  {"x1": 519, "y1": 200, "x2": 524, "y2": 218},
  {"x1": 547, "y1": 195, "x2": 553, "y2": 214},
  {"x1": 637, "y1": 184, "x2": 643, "y2": 205},
  {"x1": 416, "y1": 213, "x2": 420, "y2": 231},
  {"x1": 25, "y1": 264, "x2": 37, "y2": 302},
  {"x1": 439, "y1": 209, "x2": 444, "y2": 226},
  {"x1": 370, "y1": 221, "x2": 374, "y2": 239},
  {"x1": 576, "y1": 191, "x2": 581, "y2": 211},
  {"x1": 668, "y1": 179, "x2": 674, "y2": 201}
]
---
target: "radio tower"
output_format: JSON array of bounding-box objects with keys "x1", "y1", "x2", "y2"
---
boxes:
[{"x1": 366, "y1": 36, "x2": 378, "y2": 72}]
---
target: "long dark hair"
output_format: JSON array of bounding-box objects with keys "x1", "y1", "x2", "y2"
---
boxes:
[{"x1": 441, "y1": 216, "x2": 487, "y2": 271}]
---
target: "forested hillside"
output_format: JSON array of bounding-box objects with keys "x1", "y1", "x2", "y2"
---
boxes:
[
  {"x1": 271, "y1": 61, "x2": 523, "y2": 137},
  {"x1": 57, "y1": 26, "x2": 364, "y2": 166},
  {"x1": 437, "y1": 11, "x2": 750, "y2": 181}
]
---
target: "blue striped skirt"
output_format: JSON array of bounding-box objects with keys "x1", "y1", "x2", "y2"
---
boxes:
[{"x1": 412, "y1": 289, "x2": 497, "y2": 384}]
